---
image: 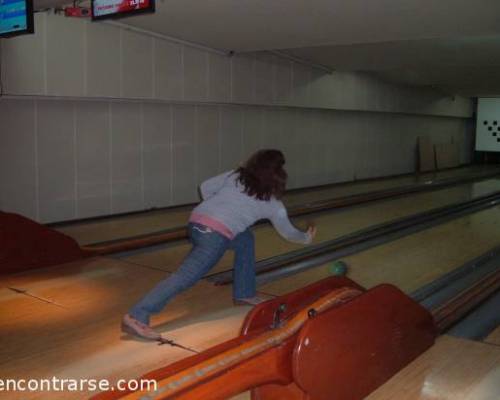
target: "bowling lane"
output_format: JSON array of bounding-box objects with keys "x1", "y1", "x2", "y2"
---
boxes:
[
  {"x1": 284, "y1": 164, "x2": 500, "y2": 207},
  {"x1": 4, "y1": 207, "x2": 499, "y2": 400},
  {"x1": 259, "y1": 204, "x2": 500, "y2": 296},
  {"x1": 55, "y1": 165, "x2": 500, "y2": 246},
  {"x1": 4, "y1": 179, "x2": 500, "y2": 400},
  {"x1": 8, "y1": 207, "x2": 496, "y2": 400},
  {"x1": 117, "y1": 178, "x2": 500, "y2": 276},
  {"x1": 484, "y1": 326, "x2": 500, "y2": 346},
  {"x1": 235, "y1": 336, "x2": 500, "y2": 400},
  {"x1": 366, "y1": 336, "x2": 500, "y2": 400},
  {"x1": 1, "y1": 257, "x2": 249, "y2": 400}
]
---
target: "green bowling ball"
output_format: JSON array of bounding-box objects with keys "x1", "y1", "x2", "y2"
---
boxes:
[{"x1": 328, "y1": 260, "x2": 348, "y2": 276}]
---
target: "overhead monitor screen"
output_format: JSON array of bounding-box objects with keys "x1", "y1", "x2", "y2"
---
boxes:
[
  {"x1": 91, "y1": 0, "x2": 154, "y2": 20},
  {"x1": 0, "y1": 0, "x2": 34, "y2": 37}
]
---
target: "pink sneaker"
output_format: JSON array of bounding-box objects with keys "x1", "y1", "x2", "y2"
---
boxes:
[{"x1": 121, "y1": 314, "x2": 162, "y2": 341}]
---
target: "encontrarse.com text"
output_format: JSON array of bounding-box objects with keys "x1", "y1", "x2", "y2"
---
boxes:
[{"x1": 0, "y1": 377, "x2": 157, "y2": 392}]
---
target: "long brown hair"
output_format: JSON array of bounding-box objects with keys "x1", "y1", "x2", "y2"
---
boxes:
[{"x1": 236, "y1": 149, "x2": 287, "y2": 201}]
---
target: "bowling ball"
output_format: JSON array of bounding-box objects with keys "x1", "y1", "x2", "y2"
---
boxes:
[{"x1": 328, "y1": 260, "x2": 348, "y2": 276}]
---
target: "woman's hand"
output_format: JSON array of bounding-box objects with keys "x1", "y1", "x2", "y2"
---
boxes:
[{"x1": 307, "y1": 224, "x2": 317, "y2": 240}]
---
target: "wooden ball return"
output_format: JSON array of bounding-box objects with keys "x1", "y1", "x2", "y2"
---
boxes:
[{"x1": 93, "y1": 277, "x2": 436, "y2": 400}]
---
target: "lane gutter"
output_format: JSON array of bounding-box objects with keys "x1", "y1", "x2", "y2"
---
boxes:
[
  {"x1": 207, "y1": 190, "x2": 500, "y2": 285},
  {"x1": 82, "y1": 170, "x2": 500, "y2": 256}
]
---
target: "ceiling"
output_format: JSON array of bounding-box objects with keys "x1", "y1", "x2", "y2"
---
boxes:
[
  {"x1": 34, "y1": 0, "x2": 500, "y2": 96},
  {"x1": 283, "y1": 36, "x2": 500, "y2": 97}
]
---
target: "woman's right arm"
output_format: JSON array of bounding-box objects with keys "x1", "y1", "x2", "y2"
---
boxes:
[
  {"x1": 268, "y1": 201, "x2": 314, "y2": 245},
  {"x1": 199, "y1": 171, "x2": 234, "y2": 200}
]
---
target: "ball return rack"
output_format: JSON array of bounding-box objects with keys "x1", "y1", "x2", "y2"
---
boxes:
[{"x1": 91, "y1": 276, "x2": 437, "y2": 400}]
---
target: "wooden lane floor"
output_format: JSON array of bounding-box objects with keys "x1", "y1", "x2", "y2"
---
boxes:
[
  {"x1": 3, "y1": 171, "x2": 500, "y2": 399},
  {"x1": 116, "y1": 178, "x2": 500, "y2": 276},
  {"x1": 0, "y1": 257, "x2": 254, "y2": 399},
  {"x1": 236, "y1": 336, "x2": 500, "y2": 400},
  {"x1": 55, "y1": 165, "x2": 499, "y2": 246},
  {"x1": 283, "y1": 164, "x2": 500, "y2": 207},
  {"x1": 2, "y1": 255, "x2": 496, "y2": 400},
  {"x1": 366, "y1": 335, "x2": 500, "y2": 400},
  {"x1": 484, "y1": 326, "x2": 500, "y2": 346},
  {"x1": 259, "y1": 204, "x2": 500, "y2": 296},
  {"x1": 3, "y1": 203, "x2": 500, "y2": 399},
  {"x1": 235, "y1": 208, "x2": 500, "y2": 400}
]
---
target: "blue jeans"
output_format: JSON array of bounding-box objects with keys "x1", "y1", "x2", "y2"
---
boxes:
[{"x1": 129, "y1": 223, "x2": 256, "y2": 325}]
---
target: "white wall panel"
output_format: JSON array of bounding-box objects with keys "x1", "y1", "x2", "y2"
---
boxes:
[
  {"x1": 391, "y1": 123, "x2": 412, "y2": 173},
  {"x1": 383, "y1": 82, "x2": 401, "y2": 112},
  {"x1": 279, "y1": 109, "x2": 299, "y2": 188},
  {"x1": 306, "y1": 110, "x2": 326, "y2": 185},
  {"x1": 268, "y1": 109, "x2": 286, "y2": 151},
  {"x1": 297, "y1": 110, "x2": 315, "y2": 186},
  {"x1": 331, "y1": 113, "x2": 352, "y2": 183},
  {"x1": 208, "y1": 53, "x2": 231, "y2": 103},
  {"x1": 255, "y1": 53, "x2": 274, "y2": 104},
  {"x1": 0, "y1": 99, "x2": 37, "y2": 219},
  {"x1": 395, "y1": 87, "x2": 412, "y2": 115},
  {"x1": 86, "y1": 22, "x2": 121, "y2": 98},
  {"x1": 369, "y1": 76, "x2": 386, "y2": 112},
  {"x1": 46, "y1": 15, "x2": 85, "y2": 96},
  {"x1": 309, "y1": 110, "x2": 328, "y2": 185},
  {"x1": 387, "y1": 115, "x2": 406, "y2": 174},
  {"x1": 196, "y1": 106, "x2": 220, "y2": 184},
  {"x1": 293, "y1": 110, "x2": 314, "y2": 188},
  {"x1": 172, "y1": 105, "x2": 197, "y2": 204},
  {"x1": 242, "y1": 107, "x2": 264, "y2": 159},
  {"x1": 111, "y1": 103, "x2": 142, "y2": 213},
  {"x1": 261, "y1": 108, "x2": 282, "y2": 150},
  {"x1": 143, "y1": 103, "x2": 172, "y2": 208},
  {"x1": 397, "y1": 115, "x2": 418, "y2": 173},
  {"x1": 377, "y1": 126, "x2": 395, "y2": 175},
  {"x1": 75, "y1": 101, "x2": 111, "y2": 218},
  {"x1": 0, "y1": 97, "x2": 473, "y2": 223},
  {"x1": 353, "y1": 115, "x2": 376, "y2": 179},
  {"x1": 219, "y1": 106, "x2": 243, "y2": 171},
  {"x1": 232, "y1": 54, "x2": 255, "y2": 104},
  {"x1": 370, "y1": 117, "x2": 388, "y2": 178},
  {"x1": 121, "y1": 30, "x2": 153, "y2": 98},
  {"x1": 333, "y1": 113, "x2": 357, "y2": 182},
  {"x1": 154, "y1": 39, "x2": 183, "y2": 100},
  {"x1": 351, "y1": 74, "x2": 371, "y2": 111},
  {"x1": 309, "y1": 70, "x2": 331, "y2": 109},
  {"x1": 183, "y1": 46, "x2": 208, "y2": 101},
  {"x1": 371, "y1": 79, "x2": 389, "y2": 113},
  {"x1": 363, "y1": 114, "x2": 381, "y2": 179},
  {"x1": 274, "y1": 58, "x2": 292, "y2": 104},
  {"x1": 376, "y1": 118, "x2": 396, "y2": 176},
  {"x1": 291, "y1": 63, "x2": 311, "y2": 107},
  {"x1": 1, "y1": 13, "x2": 45, "y2": 95},
  {"x1": 37, "y1": 100, "x2": 75, "y2": 222},
  {"x1": 453, "y1": 120, "x2": 468, "y2": 164},
  {"x1": 319, "y1": 112, "x2": 335, "y2": 182},
  {"x1": 333, "y1": 73, "x2": 356, "y2": 110}
]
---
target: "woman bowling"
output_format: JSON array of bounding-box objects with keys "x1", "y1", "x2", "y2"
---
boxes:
[{"x1": 122, "y1": 149, "x2": 316, "y2": 340}]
